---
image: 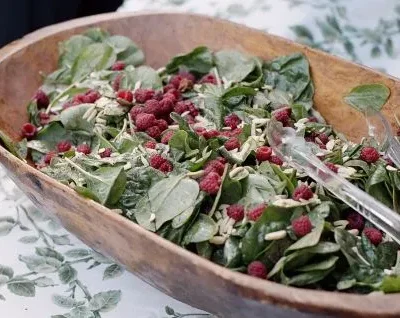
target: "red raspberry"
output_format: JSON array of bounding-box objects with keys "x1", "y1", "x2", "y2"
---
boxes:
[
  {"x1": 34, "y1": 89, "x2": 50, "y2": 108},
  {"x1": 199, "y1": 73, "x2": 217, "y2": 85},
  {"x1": 156, "y1": 119, "x2": 168, "y2": 132},
  {"x1": 174, "y1": 101, "x2": 189, "y2": 114},
  {"x1": 247, "y1": 204, "x2": 266, "y2": 221},
  {"x1": 325, "y1": 162, "x2": 338, "y2": 173},
  {"x1": 292, "y1": 215, "x2": 312, "y2": 237},
  {"x1": 195, "y1": 127, "x2": 206, "y2": 136},
  {"x1": 269, "y1": 155, "x2": 283, "y2": 166},
  {"x1": 164, "y1": 88, "x2": 181, "y2": 101},
  {"x1": 111, "y1": 61, "x2": 125, "y2": 71},
  {"x1": 169, "y1": 72, "x2": 196, "y2": 88},
  {"x1": 386, "y1": 158, "x2": 394, "y2": 166},
  {"x1": 99, "y1": 148, "x2": 112, "y2": 158},
  {"x1": 224, "y1": 113, "x2": 241, "y2": 129},
  {"x1": 227, "y1": 204, "x2": 245, "y2": 221},
  {"x1": 224, "y1": 137, "x2": 240, "y2": 151},
  {"x1": 112, "y1": 74, "x2": 123, "y2": 91},
  {"x1": 203, "y1": 130, "x2": 220, "y2": 139},
  {"x1": 117, "y1": 89, "x2": 133, "y2": 103},
  {"x1": 146, "y1": 126, "x2": 162, "y2": 139},
  {"x1": 43, "y1": 151, "x2": 57, "y2": 165},
  {"x1": 81, "y1": 89, "x2": 100, "y2": 104},
  {"x1": 21, "y1": 123, "x2": 37, "y2": 139},
  {"x1": 204, "y1": 160, "x2": 225, "y2": 176},
  {"x1": 159, "y1": 98, "x2": 175, "y2": 115},
  {"x1": 247, "y1": 261, "x2": 267, "y2": 279},
  {"x1": 135, "y1": 113, "x2": 156, "y2": 131},
  {"x1": 363, "y1": 227, "x2": 382, "y2": 246},
  {"x1": 76, "y1": 144, "x2": 91, "y2": 155},
  {"x1": 199, "y1": 172, "x2": 221, "y2": 195},
  {"x1": 187, "y1": 103, "x2": 199, "y2": 117},
  {"x1": 161, "y1": 131, "x2": 174, "y2": 144},
  {"x1": 144, "y1": 141, "x2": 157, "y2": 149},
  {"x1": 308, "y1": 116, "x2": 318, "y2": 123},
  {"x1": 149, "y1": 154, "x2": 167, "y2": 169},
  {"x1": 144, "y1": 99, "x2": 162, "y2": 116},
  {"x1": 317, "y1": 133, "x2": 329, "y2": 145},
  {"x1": 57, "y1": 140, "x2": 72, "y2": 152},
  {"x1": 134, "y1": 88, "x2": 155, "y2": 103},
  {"x1": 360, "y1": 146, "x2": 380, "y2": 163},
  {"x1": 159, "y1": 161, "x2": 173, "y2": 173},
  {"x1": 129, "y1": 106, "x2": 144, "y2": 121},
  {"x1": 39, "y1": 112, "x2": 50, "y2": 125},
  {"x1": 273, "y1": 108, "x2": 291, "y2": 125},
  {"x1": 216, "y1": 157, "x2": 227, "y2": 164},
  {"x1": 62, "y1": 100, "x2": 74, "y2": 109},
  {"x1": 293, "y1": 184, "x2": 314, "y2": 201},
  {"x1": 163, "y1": 92, "x2": 177, "y2": 104},
  {"x1": 346, "y1": 211, "x2": 365, "y2": 231},
  {"x1": 256, "y1": 146, "x2": 272, "y2": 162},
  {"x1": 163, "y1": 84, "x2": 175, "y2": 94}
]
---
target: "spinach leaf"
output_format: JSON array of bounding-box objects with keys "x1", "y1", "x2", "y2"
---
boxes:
[
  {"x1": 334, "y1": 228, "x2": 365, "y2": 266},
  {"x1": 285, "y1": 267, "x2": 334, "y2": 286},
  {"x1": 105, "y1": 35, "x2": 144, "y2": 66},
  {"x1": 32, "y1": 122, "x2": 70, "y2": 154},
  {"x1": 344, "y1": 84, "x2": 390, "y2": 112},
  {"x1": 168, "y1": 130, "x2": 198, "y2": 158},
  {"x1": 239, "y1": 174, "x2": 278, "y2": 207},
  {"x1": 263, "y1": 53, "x2": 314, "y2": 104},
  {"x1": 219, "y1": 175, "x2": 243, "y2": 204},
  {"x1": 366, "y1": 165, "x2": 393, "y2": 208},
  {"x1": 199, "y1": 84, "x2": 226, "y2": 129},
  {"x1": 60, "y1": 104, "x2": 95, "y2": 133},
  {"x1": 375, "y1": 241, "x2": 398, "y2": 269},
  {"x1": 59, "y1": 35, "x2": 94, "y2": 69},
  {"x1": 121, "y1": 66, "x2": 162, "y2": 90},
  {"x1": 215, "y1": 50, "x2": 255, "y2": 83},
  {"x1": 223, "y1": 236, "x2": 242, "y2": 268},
  {"x1": 172, "y1": 192, "x2": 205, "y2": 229},
  {"x1": 165, "y1": 46, "x2": 213, "y2": 75},
  {"x1": 135, "y1": 175, "x2": 199, "y2": 231},
  {"x1": 380, "y1": 276, "x2": 400, "y2": 293},
  {"x1": 242, "y1": 206, "x2": 293, "y2": 263},
  {"x1": 220, "y1": 86, "x2": 256, "y2": 109},
  {"x1": 83, "y1": 28, "x2": 110, "y2": 42},
  {"x1": 71, "y1": 43, "x2": 117, "y2": 82},
  {"x1": 286, "y1": 220, "x2": 324, "y2": 253},
  {"x1": 183, "y1": 214, "x2": 218, "y2": 244}
]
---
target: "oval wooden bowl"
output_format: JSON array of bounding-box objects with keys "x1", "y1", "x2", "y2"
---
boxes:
[{"x1": 0, "y1": 12, "x2": 400, "y2": 318}]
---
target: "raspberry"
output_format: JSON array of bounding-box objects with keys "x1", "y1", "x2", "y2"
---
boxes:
[
  {"x1": 199, "y1": 172, "x2": 221, "y2": 195},
  {"x1": 224, "y1": 113, "x2": 241, "y2": 129},
  {"x1": 363, "y1": 228, "x2": 382, "y2": 246},
  {"x1": 247, "y1": 261, "x2": 267, "y2": 279},
  {"x1": 256, "y1": 146, "x2": 272, "y2": 162},
  {"x1": 34, "y1": 89, "x2": 50, "y2": 108},
  {"x1": 161, "y1": 130, "x2": 174, "y2": 144},
  {"x1": 227, "y1": 204, "x2": 245, "y2": 221},
  {"x1": 308, "y1": 116, "x2": 318, "y2": 123},
  {"x1": 187, "y1": 103, "x2": 199, "y2": 117},
  {"x1": 159, "y1": 97, "x2": 175, "y2": 115},
  {"x1": 292, "y1": 215, "x2": 312, "y2": 237},
  {"x1": 117, "y1": 89, "x2": 133, "y2": 103},
  {"x1": 346, "y1": 211, "x2": 365, "y2": 231},
  {"x1": 224, "y1": 137, "x2": 240, "y2": 151},
  {"x1": 203, "y1": 130, "x2": 219, "y2": 139},
  {"x1": 269, "y1": 155, "x2": 283, "y2": 166},
  {"x1": 112, "y1": 74, "x2": 123, "y2": 91},
  {"x1": 293, "y1": 184, "x2": 314, "y2": 201},
  {"x1": 159, "y1": 161, "x2": 173, "y2": 173},
  {"x1": 57, "y1": 140, "x2": 72, "y2": 152},
  {"x1": 135, "y1": 113, "x2": 156, "y2": 131},
  {"x1": 99, "y1": 148, "x2": 112, "y2": 158},
  {"x1": 273, "y1": 108, "x2": 291, "y2": 125},
  {"x1": 199, "y1": 73, "x2": 217, "y2": 85},
  {"x1": 62, "y1": 101, "x2": 74, "y2": 109},
  {"x1": 76, "y1": 144, "x2": 91, "y2": 155},
  {"x1": 325, "y1": 162, "x2": 338, "y2": 173},
  {"x1": 111, "y1": 61, "x2": 125, "y2": 71},
  {"x1": 144, "y1": 99, "x2": 162, "y2": 116},
  {"x1": 164, "y1": 88, "x2": 181, "y2": 101},
  {"x1": 149, "y1": 154, "x2": 167, "y2": 169},
  {"x1": 317, "y1": 133, "x2": 329, "y2": 145},
  {"x1": 386, "y1": 158, "x2": 394, "y2": 166},
  {"x1": 204, "y1": 160, "x2": 225, "y2": 176},
  {"x1": 134, "y1": 88, "x2": 155, "y2": 103},
  {"x1": 216, "y1": 157, "x2": 227, "y2": 164},
  {"x1": 360, "y1": 146, "x2": 380, "y2": 163},
  {"x1": 146, "y1": 126, "x2": 162, "y2": 139},
  {"x1": 144, "y1": 141, "x2": 157, "y2": 149},
  {"x1": 247, "y1": 204, "x2": 266, "y2": 221},
  {"x1": 221, "y1": 128, "x2": 243, "y2": 138},
  {"x1": 129, "y1": 106, "x2": 144, "y2": 121},
  {"x1": 82, "y1": 89, "x2": 100, "y2": 104},
  {"x1": 174, "y1": 101, "x2": 189, "y2": 114},
  {"x1": 195, "y1": 127, "x2": 206, "y2": 136},
  {"x1": 43, "y1": 151, "x2": 57, "y2": 164},
  {"x1": 21, "y1": 123, "x2": 37, "y2": 139},
  {"x1": 169, "y1": 72, "x2": 196, "y2": 88},
  {"x1": 163, "y1": 84, "x2": 175, "y2": 93},
  {"x1": 39, "y1": 112, "x2": 50, "y2": 125},
  {"x1": 156, "y1": 119, "x2": 168, "y2": 132}
]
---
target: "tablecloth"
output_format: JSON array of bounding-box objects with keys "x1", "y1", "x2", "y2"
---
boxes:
[{"x1": 1, "y1": 0, "x2": 399, "y2": 317}]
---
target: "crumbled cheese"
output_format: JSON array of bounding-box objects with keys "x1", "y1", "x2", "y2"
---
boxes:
[
  {"x1": 149, "y1": 213, "x2": 156, "y2": 223},
  {"x1": 209, "y1": 236, "x2": 227, "y2": 245},
  {"x1": 348, "y1": 229, "x2": 359, "y2": 236},
  {"x1": 273, "y1": 194, "x2": 321, "y2": 208},
  {"x1": 264, "y1": 230, "x2": 287, "y2": 241},
  {"x1": 386, "y1": 165, "x2": 397, "y2": 171},
  {"x1": 326, "y1": 139, "x2": 335, "y2": 151}
]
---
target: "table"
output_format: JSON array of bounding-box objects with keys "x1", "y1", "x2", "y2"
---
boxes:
[{"x1": 1, "y1": 0, "x2": 399, "y2": 317}]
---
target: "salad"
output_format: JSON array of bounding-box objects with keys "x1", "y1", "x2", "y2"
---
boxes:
[{"x1": 6, "y1": 28, "x2": 400, "y2": 294}]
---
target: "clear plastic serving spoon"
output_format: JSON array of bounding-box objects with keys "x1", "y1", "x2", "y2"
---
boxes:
[{"x1": 266, "y1": 119, "x2": 400, "y2": 244}]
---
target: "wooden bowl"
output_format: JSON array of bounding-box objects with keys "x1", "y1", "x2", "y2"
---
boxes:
[{"x1": 0, "y1": 12, "x2": 400, "y2": 318}]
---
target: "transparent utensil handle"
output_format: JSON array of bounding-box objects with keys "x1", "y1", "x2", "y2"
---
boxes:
[
  {"x1": 290, "y1": 147, "x2": 400, "y2": 244},
  {"x1": 387, "y1": 137, "x2": 400, "y2": 169}
]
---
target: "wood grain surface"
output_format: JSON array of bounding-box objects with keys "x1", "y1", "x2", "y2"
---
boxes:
[{"x1": 0, "y1": 12, "x2": 399, "y2": 318}]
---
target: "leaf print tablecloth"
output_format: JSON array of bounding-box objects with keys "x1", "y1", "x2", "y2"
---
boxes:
[{"x1": 1, "y1": 0, "x2": 400, "y2": 317}]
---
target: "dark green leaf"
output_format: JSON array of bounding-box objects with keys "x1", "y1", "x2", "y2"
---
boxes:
[
  {"x1": 105, "y1": 35, "x2": 144, "y2": 65},
  {"x1": 183, "y1": 214, "x2": 217, "y2": 244},
  {"x1": 83, "y1": 28, "x2": 110, "y2": 42},
  {"x1": 165, "y1": 46, "x2": 213, "y2": 75},
  {"x1": 215, "y1": 50, "x2": 256, "y2": 82},
  {"x1": 221, "y1": 86, "x2": 256, "y2": 108},
  {"x1": 60, "y1": 104, "x2": 95, "y2": 133},
  {"x1": 121, "y1": 66, "x2": 162, "y2": 90},
  {"x1": 59, "y1": 35, "x2": 94, "y2": 68},
  {"x1": 376, "y1": 241, "x2": 398, "y2": 269},
  {"x1": 344, "y1": 84, "x2": 390, "y2": 112},
  {"x1": 223, "y1": 237, "x2": 242, "y2": 268}
]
